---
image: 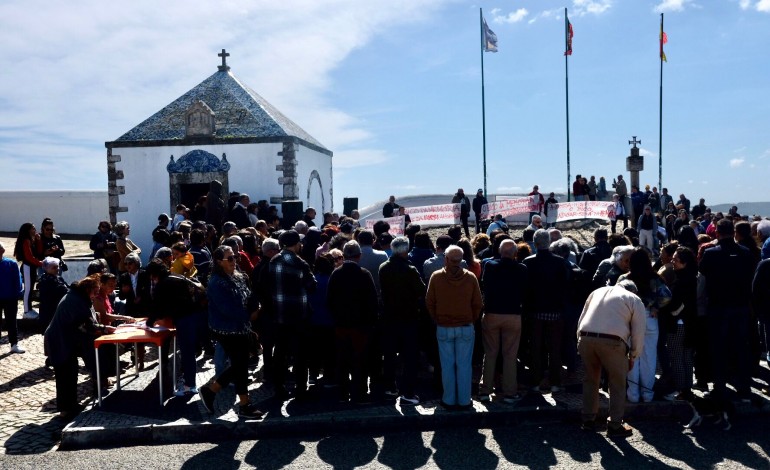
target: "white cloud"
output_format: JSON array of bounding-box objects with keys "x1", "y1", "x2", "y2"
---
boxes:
[
  {"x1": 573, "y1": 0, "x2": 613, "y2": 16},
  {"x1": 757, "y1": 0, "x2": 770, "y2": 11},
  {"x1": 528, "y1": 8, "x2": 561, "y2": 24},
  {"x1": 492, "y1": 8, "x2": 529, "y2": 24},
  {"x1": 654, "y1": 0, "x2": 694, "y2": 13},
  {"x1": 739, "y1": 0, "x2": 752, "y2": 10},
  {"x1": 0, "y1": 0, "x2": 450, "y2": 191},
  {"x1": 730, "y1": 157, "x2": 746, "y2": 168},
  {"x1": 333, "y1": 149, "x2": 389, "y2": 169},
  {"x1": 638, "y1": 147, "x2": 657, "y2": 158},
  {"x1": 529, "y1": 1, "x2": 610, "y2": 24}
]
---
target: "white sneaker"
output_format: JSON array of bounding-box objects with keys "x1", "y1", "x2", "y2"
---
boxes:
[
  {"x1": 23, "y1": 310, "x2": 39, "y2": 320},
  {"x1": 11, "y1": 344, "x2": 26, "y2": 354}
]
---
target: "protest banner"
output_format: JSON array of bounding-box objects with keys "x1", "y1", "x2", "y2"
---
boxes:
[
  {"x1": 404, "y1": 204, "x2": 460, "y2": 226},
  {"x1": 547, "y1": 201, "x2": 615, "y2": 222},
  {"x1": 365, "y1": 216, "x2": 405, "y2": 235},
  {"x1": 481, "y1": 196, "x2": 539, "y2": 220}
]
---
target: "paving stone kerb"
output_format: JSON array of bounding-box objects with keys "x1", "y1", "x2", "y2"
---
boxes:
[{"x1": 57, "y1": 351, "x2": 770, "y2": 450}]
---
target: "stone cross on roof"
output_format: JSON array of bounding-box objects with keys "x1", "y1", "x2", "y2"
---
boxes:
[
  {"x1": 218, "y1": 49, "x2": 230, "y2": 72},
  {"x1": 628, "y1": 136, "x2": 641, "y2": 148}
]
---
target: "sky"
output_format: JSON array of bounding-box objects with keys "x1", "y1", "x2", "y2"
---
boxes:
[{"x1": 1, "y1": 0, "x2": 769, "y2": 211}]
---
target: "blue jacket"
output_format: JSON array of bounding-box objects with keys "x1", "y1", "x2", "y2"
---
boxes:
[
  {"x1": 0, "y1": 257, "x2": 23, "y2": 300},
  {"x1": 207, "y1": 272, "x2": 251, "y2": 334},
  {"x1": 309, "y1": 273, "x2": 333, "y2": 327}
]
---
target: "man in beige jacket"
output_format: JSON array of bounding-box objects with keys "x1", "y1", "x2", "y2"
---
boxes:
[{"x1": 577, "y1": 279, "x2": 645, "y2": 438}]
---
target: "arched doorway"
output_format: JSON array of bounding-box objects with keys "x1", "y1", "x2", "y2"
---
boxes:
[{"x1": 306, "y1": 170, "x2": 325, "y2": 224}]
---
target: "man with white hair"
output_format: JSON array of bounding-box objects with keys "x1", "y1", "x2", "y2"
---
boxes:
[
  {"x1": 327, "y1": 240, "x2": 378, "y2": 403},
  {"x1": 523, "y1": 229, "x2": 570, "y2": 392},
  {"x1": 426, "y1": 245, "x2": 482, "y2": 410},
  {"x1": 526, "y1": 215, "x2": 544, "y2": 232},
  {"x1": 379, "y1": 236, "x2": 426, "y2": 405},
  {"x1": 758, "y1": 219, "x2": 770, "y2": 260},
  {"x1": 293, "y1": 220, "x2": 309, "y2": 236},
  {"x1": 117, "y1": 252, "x2": 152, "y2": 318},
  {"x1": 230, "y1": 193, "x2": 251, "y2": 229},
  {"x1": 0, "y1": 241, "x2": 25, "y2": 353},
  {"x1": 478, "y1": 240, "x2": 528, "y2": 403},
  {"x1": 577, "y1": 279, "x2": 646, "y2": 438}
]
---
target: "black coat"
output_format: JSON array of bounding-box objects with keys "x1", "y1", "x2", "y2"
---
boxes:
[
  {"x1": 118, "y1": 270, "x2": 152, "y2": 317},
  {"x1": 327, "y1": 261, "x2": 378, "y2": 328}
]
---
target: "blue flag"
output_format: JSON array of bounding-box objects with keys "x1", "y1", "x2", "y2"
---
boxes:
[{"x1": 482, "y1": 17, "x2": 498, "y2": 52}]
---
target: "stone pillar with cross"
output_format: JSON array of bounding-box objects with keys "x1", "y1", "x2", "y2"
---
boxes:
[
  {"x1": 626, "y1": 136, "x2": 644, "y2": 227},
  {"x1": 626, "y1": 136, "x2": 644, "y2": 198}
]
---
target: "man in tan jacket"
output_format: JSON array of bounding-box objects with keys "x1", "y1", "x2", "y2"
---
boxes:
[
  {"x1": 426, "y1": 245, "x2": 483, "y2": 410},
  {"x1": 577, "y1": 279, "x2": 646, "y2": 438}
]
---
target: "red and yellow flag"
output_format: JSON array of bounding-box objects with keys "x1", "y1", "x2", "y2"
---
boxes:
[
  {"x1": 565, "y1": 16, "x2": 573, "y2": 56},
  {"x1": 660, "y1": 24, "x2": 667, "y2": 62}
]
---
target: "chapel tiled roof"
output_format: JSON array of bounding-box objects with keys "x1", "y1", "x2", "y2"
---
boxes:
[{"x1": 112, "y1": 68, "x2": 326, "y2": 150}]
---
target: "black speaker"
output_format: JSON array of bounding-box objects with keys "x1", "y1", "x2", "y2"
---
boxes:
[
  {"x1": 281, "y1": 200, "x2": 303, "y2": 230},
  {"x1": 343, "y1": 197, "x2": 358, "y2": 217}
]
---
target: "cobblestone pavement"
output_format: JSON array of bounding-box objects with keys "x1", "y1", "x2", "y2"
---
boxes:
[{"x1": 0, "y1": 321, "x2": 85, "y2": 455}]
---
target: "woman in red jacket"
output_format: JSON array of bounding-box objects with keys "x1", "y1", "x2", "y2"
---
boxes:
[{"x1": 14, "y1": 222, "x2": 43, "y2": 318}]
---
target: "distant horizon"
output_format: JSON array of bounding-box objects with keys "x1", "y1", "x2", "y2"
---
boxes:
[{"x1": 2, "y1": 189, "x2": 767, "y2": 217}]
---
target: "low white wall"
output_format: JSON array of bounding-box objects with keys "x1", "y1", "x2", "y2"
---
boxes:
[{"x1": 0, "y1": 191, "x2": 108, "y2": 235}]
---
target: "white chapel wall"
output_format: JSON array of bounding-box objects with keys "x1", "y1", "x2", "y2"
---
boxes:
[{"x1": 112, "y1": 142, "x2": 332, "y2": 263}]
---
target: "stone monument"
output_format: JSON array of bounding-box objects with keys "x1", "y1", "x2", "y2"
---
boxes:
[{"x1": 626, "y1": 136, "x2": 643, "y2": 192}]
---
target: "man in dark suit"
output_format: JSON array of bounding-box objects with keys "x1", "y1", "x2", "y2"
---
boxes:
[{"x1": 117, "y1": 252, "x2": 152, "y2": 318}]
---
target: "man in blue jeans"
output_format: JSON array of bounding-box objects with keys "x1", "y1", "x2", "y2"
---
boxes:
[{"x1": 426, "y1": 246, "x2": 482, "y2": 410}]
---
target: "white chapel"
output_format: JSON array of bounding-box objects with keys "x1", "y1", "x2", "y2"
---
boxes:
[{"x1": 104, "y1": 50, "x2": 333, "y2": 259}]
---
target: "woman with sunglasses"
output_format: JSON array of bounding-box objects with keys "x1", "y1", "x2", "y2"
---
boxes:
[
  {"x1": 37, "y1": 218, "x2": 65, "y2": 265},
  {"x1": 89, "y1": 221, "x2": 118, "y2": 271},
  {"x1": 198, "y1": 245, "x2": 262, "y2": 419},
  {"x1": 14, "y1": 222, "x2": 43, "y2": 319}
]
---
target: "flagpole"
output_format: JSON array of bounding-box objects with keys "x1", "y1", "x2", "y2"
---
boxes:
[
  {"x1": 565, "y1": 8, "x2": 571, "y2": 202},
  {"x1": 658, "y1": 13, "x2": 664, "y2": 190},
  {"x1": 480, "y1": 7, "x2": 488, "y2": 197}
]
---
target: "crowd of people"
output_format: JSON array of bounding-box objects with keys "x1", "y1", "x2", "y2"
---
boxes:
[{"x1": 1, "y1": 183, "x2": 769, "y2": 437}]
